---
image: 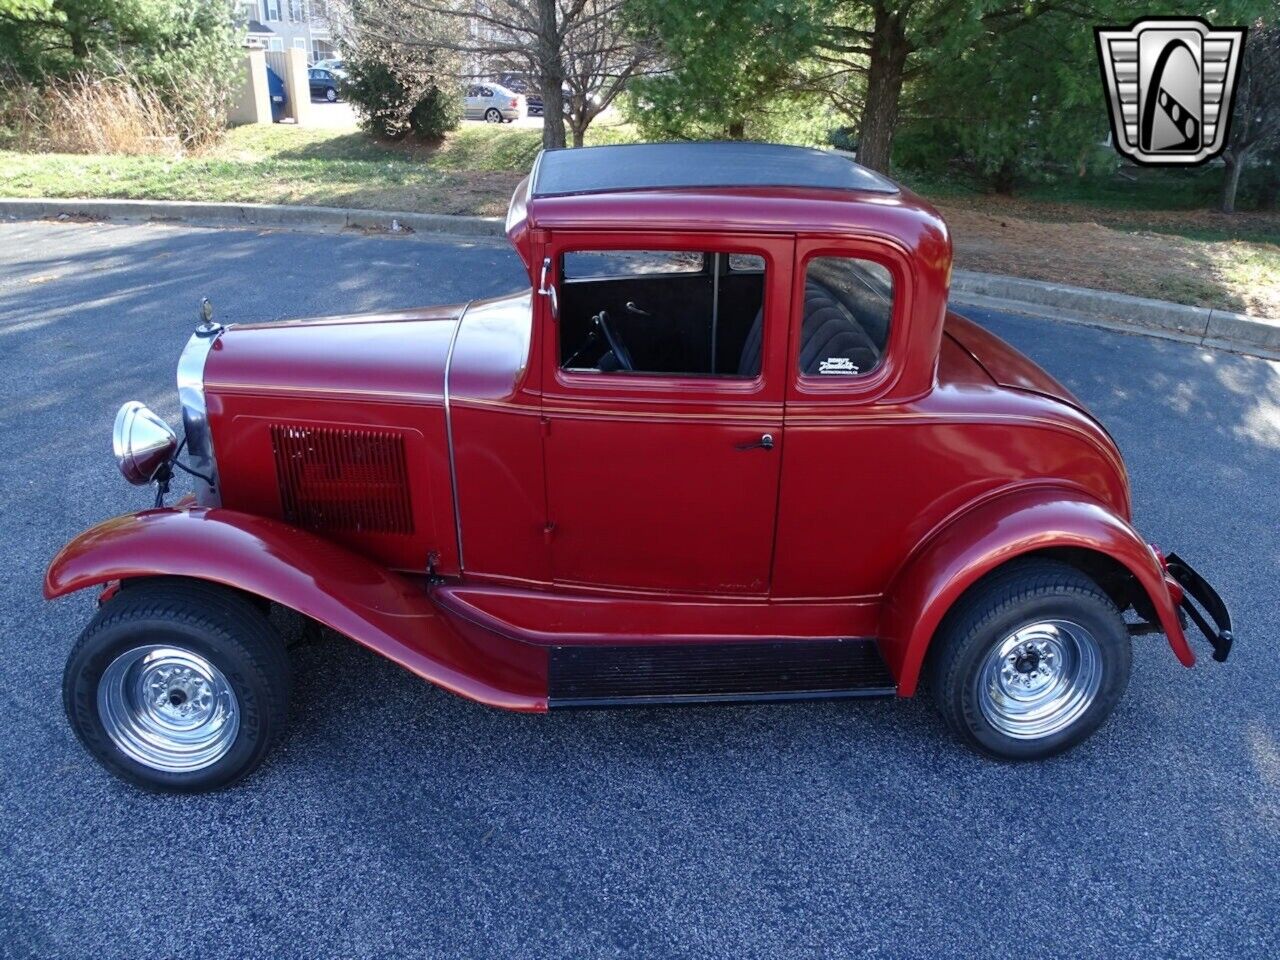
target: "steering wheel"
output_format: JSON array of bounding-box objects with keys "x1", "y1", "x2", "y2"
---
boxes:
[{"x1": 593, "y1": 310, "x2": 634, "y2": 371}]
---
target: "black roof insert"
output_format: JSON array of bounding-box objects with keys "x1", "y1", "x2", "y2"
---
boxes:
[{"x1": 531, "y1": 142, "x2": 898, "y2": 198}]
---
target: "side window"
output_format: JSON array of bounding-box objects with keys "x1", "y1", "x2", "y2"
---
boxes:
[
  {"x1": 558, "y1": 249, "x2": 767, "y2": 379},
  {"x1": 798, "y1": 256, "x2": 893, "y2": 378},
  {"x1": 479, "y1": 86, "x2": 493, "y2": 98}
]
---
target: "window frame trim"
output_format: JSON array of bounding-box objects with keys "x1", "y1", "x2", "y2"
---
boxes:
[{"x1": 788, "y1": 235, "x2": 916, "y2": 405}]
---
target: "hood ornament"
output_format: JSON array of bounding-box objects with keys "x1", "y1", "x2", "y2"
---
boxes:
[{"x1": 196, "y1": 297, "x2": 223, "y2": 337}]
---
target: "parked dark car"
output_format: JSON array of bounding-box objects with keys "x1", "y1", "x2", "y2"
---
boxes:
[
  {"x1": 309, "y1": 68, "x2": 341, "y2": 103},
  {"x1": 499, "y1": 74, "x2": 543, "y2": 115},
  {"x1": 497, "y1": 73, "x2": 574, "y2": 116}
]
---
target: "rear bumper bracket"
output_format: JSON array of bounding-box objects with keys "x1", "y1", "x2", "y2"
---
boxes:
[{"x1": 1165, "y1": 552, "x2": 1234, "y2": 663}]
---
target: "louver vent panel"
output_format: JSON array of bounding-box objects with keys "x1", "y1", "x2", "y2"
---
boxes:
[{"x1": 271, "y1": 424, "x2": 414, "y2": 535}]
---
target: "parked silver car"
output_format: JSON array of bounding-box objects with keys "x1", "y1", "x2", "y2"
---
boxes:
[{"x1": 464, "y1": 83, "x2": 524, "y2": 123}]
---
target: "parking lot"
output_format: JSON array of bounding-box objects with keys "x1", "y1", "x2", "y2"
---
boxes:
[{"x1": 0, "y1": 219, "x2": 1276, "y2": 958}]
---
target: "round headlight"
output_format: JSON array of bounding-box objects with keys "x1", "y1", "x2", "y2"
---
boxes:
[{"x1": 113, "y1": 401, "x2": 178, "y2": 485}]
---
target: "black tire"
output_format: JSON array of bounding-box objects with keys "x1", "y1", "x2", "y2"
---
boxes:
[
  {"x1": 484, "y1": 108, "x2": 502, "y2": 123},
  {"x1": 325, "y1": 87, "x2": 337, "y2": 102},
  {"x1": 62, "y1": 579, "x2": 290, "y2": 792},
  {"x1": 929, "y1": 559, "x2": 1131, "y2": 760}
]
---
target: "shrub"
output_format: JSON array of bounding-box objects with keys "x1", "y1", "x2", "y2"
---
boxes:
[
  {"x1": 0, "y1": 67, "x2": 227, "y2": 155},
  {"x1": 344, "y1": 46, "x2": 459, "y2": 143},
  {"x1": 342, "y1": 57, "x2": 411, "y2": 140},
  {"x1": 0, "y1": 1, "x2": 240, "y2": 153},
  {"x1": 408, "y1": 85, "x2": 460, "y2": 141}
]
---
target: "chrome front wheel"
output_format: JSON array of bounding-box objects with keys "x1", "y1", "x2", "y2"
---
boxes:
[
  {"x1": 98, "y1": 645, "x2": 240, "y2": 772},
  {"x1": 976, "y1": 620, "x2": 1103, "y2": 740},
  {"x1": 64, "y1": 580, "x2": 290, "y2": 792}
]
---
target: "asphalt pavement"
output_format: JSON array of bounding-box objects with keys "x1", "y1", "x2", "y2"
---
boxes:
[{"x1": 0, "y1": 220, "x2": 1276, "y2": 959}]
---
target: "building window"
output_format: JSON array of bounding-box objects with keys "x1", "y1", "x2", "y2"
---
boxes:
[
  {"x1": 293, "y1": 38, "x2": 306, "y2": 51},
  {"x1": 264, "y1": 0, "x2": 280, "y2": 21},
  {"x1": 267, "y1": 37, "x2": 283, "y2": 51}
]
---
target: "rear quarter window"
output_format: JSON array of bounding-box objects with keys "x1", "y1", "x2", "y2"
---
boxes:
[{"x1": 798, "y1": 256, "x2": 893, "y2": 378}]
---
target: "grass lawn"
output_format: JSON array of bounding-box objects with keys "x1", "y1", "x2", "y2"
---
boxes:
[
  {"x1": 2, "y1": 121, "x2": 1277, "y2": 317},
  {"x1": 0, "y1": 122, "x2": 578, "y2": 217}
]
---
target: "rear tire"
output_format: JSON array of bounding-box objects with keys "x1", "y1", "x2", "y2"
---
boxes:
[
  {"x1": 63, "y1": 580, "x2": 290, "y2": 792},
  {"x1": 929, "y1": 560, "x2": 1131, "y2": 760},
  {"x1": 325, "y1": 87, "x2": 337, "y2": 102},
  {"x1": 485, "y1": 108, "x2": 502, "y2": 123}
]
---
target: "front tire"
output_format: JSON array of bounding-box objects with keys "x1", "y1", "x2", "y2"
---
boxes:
[
  {"x1": 325, "y1": 87, "x2": 337, "y2": 103},
  {"x1": 929, "y1": 560, "x2": 1131, "y2": 760},
  {"x1": 63, "y1": 580, "x2": 290, "y2": 792}
]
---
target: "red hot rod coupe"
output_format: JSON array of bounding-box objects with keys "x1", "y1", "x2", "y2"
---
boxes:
[{"x1": 46, "y1": 142, "x2": 1233, "y2": 791}]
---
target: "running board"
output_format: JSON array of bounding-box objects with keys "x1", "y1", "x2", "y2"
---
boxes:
[{"x1": 548, "y1": 638, "x2": 896, "y2": 708}]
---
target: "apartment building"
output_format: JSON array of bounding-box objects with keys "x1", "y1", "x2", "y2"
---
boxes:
[{"x1": 239, "y1": 0, "x2": 340, "y2": 63}]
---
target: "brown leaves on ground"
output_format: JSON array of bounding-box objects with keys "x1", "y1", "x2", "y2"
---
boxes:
[
  {"x1": 446, "y1": 172, "x2": 524, "y2": 216},
  {"x1": 935, "y1": 196, "x2": 1280, "y2": 319}
]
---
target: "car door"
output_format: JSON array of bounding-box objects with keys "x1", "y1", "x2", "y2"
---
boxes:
[
  {"x1": 308, "y1": 69, "x2": 320, "y2": 97},
  {"x1": 463, "y1": 86, "x2": 480, "y2": 118},
  {"x1": 538, "y1": 232, "x2": 794, "y2": 595},
  {"x1": 772, "y1": 237, "x2": 919, "y2": 601}
]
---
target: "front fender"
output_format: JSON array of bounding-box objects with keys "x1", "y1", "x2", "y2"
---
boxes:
[
  {"x1": 45, "y1": 507, "x2": 547, "y2": 711},
  {"x1": 881, "y1": 486, "x2": 1191, "y2": 697}
]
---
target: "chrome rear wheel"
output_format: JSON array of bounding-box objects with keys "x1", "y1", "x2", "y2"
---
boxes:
[
  {"x1": 976, "y1": 620, "x2": 1102, "y2": 740},
  {"x1": 930, "y1": 559, "x2": 1131, "y2": 760}
]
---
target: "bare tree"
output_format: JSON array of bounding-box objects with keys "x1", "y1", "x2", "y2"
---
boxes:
[
  {"x1": 359, "y1": 0, "x2": 649, "y2": 149},
  {"x1": 561, "y1": 1, "x2": 654, "y2": 147},
  {"x1": 1221, "y1": 20, "x2": 1280, "y2": 214}
]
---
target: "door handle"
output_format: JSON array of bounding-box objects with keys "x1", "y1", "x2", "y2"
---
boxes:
[{"x1": 736, "y1": 433, "x2": 775, "y2": 451}]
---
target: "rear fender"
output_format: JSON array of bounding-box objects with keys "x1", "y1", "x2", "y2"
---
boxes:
[
  {"x1": 44, "y1": 507, "x2": 547, "y2": 711},
  {"x1": 881, "y1": 486, "x2": 1191, "y2": 697}
]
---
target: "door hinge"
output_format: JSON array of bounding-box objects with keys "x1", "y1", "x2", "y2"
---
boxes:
[
  {"x1": 540, "y1": 416, "x2": 551, "y2": 437},
  {"x1": 543, "y1": 522, "x2": 556, "y2": 543}
]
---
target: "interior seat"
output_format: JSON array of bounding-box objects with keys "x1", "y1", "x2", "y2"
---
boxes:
[{"x1": 738, "y1": 280, "x2": 881, "y2": 377}]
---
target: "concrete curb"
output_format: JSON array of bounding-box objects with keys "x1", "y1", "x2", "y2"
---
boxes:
[
  {"x1": 951, "y1": 269, "x2": 1280, "y2": 361},
  {"x1": 0, "y1": 197, "x2": 505, "y2": 239},
  {"x1": 2, "y1": 196, "x2": 1276, "y2": 360}
]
